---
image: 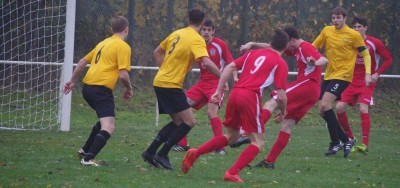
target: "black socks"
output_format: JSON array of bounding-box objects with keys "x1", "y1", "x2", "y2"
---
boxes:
[
  {"x1": 84, "y1": 130, "x2": 111, "y2": 161},
  {"x1": 82, "y1": 122, "x2": 101, "y2": 152},
  {"x1": 146, "y1": 121, "x2": 178, "y2": 155},
  {"x1": 323, "y1": 109, "x2": 349, "y2": 144},
  {"x1": 157, "y1": 123, "x2": 192, "y2": 156}
]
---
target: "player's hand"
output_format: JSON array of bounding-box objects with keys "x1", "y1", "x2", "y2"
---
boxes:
[
  {"x1": 365, "y1": 74, "x2": 372, "y2": 86},
  {"x1": 232, "y1": 76, "x2": 239, "y2": 84},
  {"x1": 224, "y1": 82, "x2": 229, "y2": 91},
  {"x1": 239, "y1": 42, "x2": 252, "y2": 53},
  {"x1": 273, "y1": 111, "x2": 285, "y2": 123},
  {"x1": 63, "y1": 81, "x2": 74, "y2": 95},
  {"x1": 211, "y1": 91, "x2": 222, "y2": 103},
  {"x1": 123, "y1": 88, "x2": 133, "y2": 103},
  {"x1": 371, "y1": 73, "x2": 379, "y2": 83},
  {"x1": 307, "y1": 57, "x2": 316, "y2": 66}
]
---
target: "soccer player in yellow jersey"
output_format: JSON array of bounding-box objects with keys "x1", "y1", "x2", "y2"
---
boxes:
[
  {"x1": 142, "y1": 8, "x2": 221, "y2": 170},
  {"x1": 312, "y1": 6, "x2": 372, "y2": 158},
  {"x1": 63, "y1": 16, "x2": 133, "y2": 166}
]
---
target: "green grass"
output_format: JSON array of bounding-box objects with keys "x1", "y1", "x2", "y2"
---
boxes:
[{"x1": 0, "y1": 90, "x2": 399, "y2": 187}]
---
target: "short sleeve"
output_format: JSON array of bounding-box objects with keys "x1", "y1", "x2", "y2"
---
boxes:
[
  {"x1": 353, "y1": 32, "x2": 366, "y2": 48},
  {"x1": 273, "y1": 60, "x2": 289, "y2": 90},
  {"x1": 234, "y1": 51, "x2": 252, "y2": 70},
  {"x1": 117, "y1": 43, "x2": 132, "y2": 71},
  {"x1": 312, "y1": 27, "x2": 326, "y2": 49},
  {"x1": 191, "y1": 37, "x2": 208, "y2": 60},
  {"x1": 301, "y1": 43, "x2": 322, "y2": 60},
  {"x1": 84, "y1": 48, "x2": 96, "y2": 63}
]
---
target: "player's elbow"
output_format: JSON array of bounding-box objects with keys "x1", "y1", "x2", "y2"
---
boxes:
[{"x1": 118, "y1": 70, "x2": 130, "y2": 81}]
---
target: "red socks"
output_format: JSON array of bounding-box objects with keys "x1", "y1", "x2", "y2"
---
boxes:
[
  {"x1": 228, "y1": 144, "x2": 260, "y2": 175},
  {"x1": 210, "y1": 117, "x2": 225, "y2": 150},
  {"x1": 266, "y1": 131, "x2": 290, "y2": 163},
  {"x1": 177, "y1": 136, "x2": 188, "y2": 146},
  {"x1": 197, "y1": 136, "x2": 228, "y2": 155},
  {"x1": 261, "y1": 109, "x2": 272, "y2": 125},
  {"x1": 210, "y1": 117, "x2": 223, "y2": 136},
  {"x1": 361, "y1": 113, "x2": 370, "y2": 146},
  {"x1": 337, "y1": 112, "x2": 354, "y2": 139}
]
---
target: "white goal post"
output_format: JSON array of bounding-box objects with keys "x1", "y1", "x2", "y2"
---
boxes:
[{"x1": 0, "y1": 0, "x2": 75, "y2": 131}]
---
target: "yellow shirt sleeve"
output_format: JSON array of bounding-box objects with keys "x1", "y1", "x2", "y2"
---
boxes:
[
  {"x1": 312, "y1": 28, "x2": 325, "y2": 49},
  {"x1": 190, "y1": 37, "x2": 208, "y2": 60},
  {"x1": 360, "y1": 49, "x2": 371, "y2": 74}
]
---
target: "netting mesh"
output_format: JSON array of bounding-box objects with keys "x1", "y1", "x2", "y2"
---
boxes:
[{"x1": 0, "y1": 0, "x2": 67, "y2": 130}]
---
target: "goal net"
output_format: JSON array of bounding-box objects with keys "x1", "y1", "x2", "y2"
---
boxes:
[{"x1": 0, "y1": 0, "x2": 75, "y2": 131}]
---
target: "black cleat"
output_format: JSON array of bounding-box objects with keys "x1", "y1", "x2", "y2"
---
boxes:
[
  {"x1": 325, "y1": 143, "x2": 344, "y2": 156},
  {"x1": 343, "y1": 139, "x2": 356, "y2": 158},
  {"x1": 141, "y1": 151, "x2": 161, "y2": 168},
  {"x1": 154, "y1": 154, "x2": 174, "y2": 170},
  {"x1": 77, "y1": 149, "x2": 86, "y2": 159},
  {"x1": 254, "y1": 160, "x2": 275, "y2": 169},
  {"x1": 172, "y1": 145, "x2": 190, "y2": 152},
  {"x1": 230, "y1": 136, "x2": 251, "y2": 148}
]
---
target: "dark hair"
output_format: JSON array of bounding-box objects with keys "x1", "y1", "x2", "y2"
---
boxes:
[
  {"x1": 331, "y1": 6, "x2": 347, "y2": 17},
  {"x1": 284, "y1": 27, "x2": 300, "y2": 39},
  {"x1": 270, "y1": 29, "x2": 289, "y2": 51},
  {"x1": 111, "y1": 16, "x2": 129, "y2": 33},
  {"x1": 188, "y1": 8, "x2": 205, "y2": 26},
  {"x1": 204, "y1": 19, "x2": 214, "y2": 29},
  {"x1": 352, "y1": 16, "x2": 368, "y2": 27}
]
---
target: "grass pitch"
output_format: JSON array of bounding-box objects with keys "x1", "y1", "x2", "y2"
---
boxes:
[{"x1": 0, "y1": 90, "x2": 399, "y2": 187}]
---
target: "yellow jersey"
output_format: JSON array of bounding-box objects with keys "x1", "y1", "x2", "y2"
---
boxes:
[
  {"x1": 312, "y1": 25, "x2": 366, "y2": 82},
  {"x1": 153, "y1": 27, "x2": 208, "y2": 88},
  {"x1": 83, "y1": 35, "x2": 131, "y2": 90}
]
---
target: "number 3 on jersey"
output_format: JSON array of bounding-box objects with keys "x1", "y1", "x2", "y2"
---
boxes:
[
  {"x1": 250, "y1": 56, "x2": 266, "y2": 74},
  {"x1": 168, "y1": 36, "x2": 180, "y2": 54}
]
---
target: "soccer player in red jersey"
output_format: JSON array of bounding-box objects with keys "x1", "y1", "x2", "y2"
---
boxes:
[
  {"x1": 181, "y1": 29, "x2": 289, "y2": 183},
  {"x1": 174, "y1": 20, "x2": 235, "y2": 154},
  {"x1": 336, "y1": 16, "x2": 392, "y2": 153},
  {"x1": 240, "y1": 27, "x2": 328, "y2": 169}
]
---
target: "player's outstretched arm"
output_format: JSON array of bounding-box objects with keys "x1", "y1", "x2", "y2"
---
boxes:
[
  {"x1": 239, "y1": 42, "x2": 270, "y2": 53},
  {"x1": 307, "y1": 56, "x2": 328, "y2": 67},
  {"x1": 63, "y1": 58, "x2": 88, "y2": 95}
]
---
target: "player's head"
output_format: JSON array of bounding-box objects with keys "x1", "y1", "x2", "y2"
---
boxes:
[
  {"x1": 331, "y1": 6, "x2": 347, "y2": 29},
  {"x1": 111, "y1": 16, "x2": 129, "y2": 39},
  {"x1": 188, "y1": 8, "x2": 205, "y2": 27},
  {"x1": 352, "y1": 16, "x2": 368, "y2": 37},
  {"x1": 284, "y1": 27, "x2": 300, "y2": 51},
  {"x1": 270, "y1": 29, "x2": 289, "y2": 52},
  {"x1": 200, "y1": 19, "x2": 215, "y2": 44}
]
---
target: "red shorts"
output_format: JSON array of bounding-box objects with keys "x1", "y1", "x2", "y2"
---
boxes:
[
  {"x1": 271, "y1": 79, "x2": 320, "y2": 124},
  {"x1": 223, "y1": 88, "x2": 264, "y2": 134},
  {"x1": 186, "y1": 80, "x2": 224, "y2": 110},
  {"x1": 339, "y1": 83, "x2": 376, "y2": 106}
]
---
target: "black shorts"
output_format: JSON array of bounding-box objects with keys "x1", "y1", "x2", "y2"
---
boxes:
[
  {"x1": 154, "y1": 86, "x2": 190, "y2": 114},
  {"x1": 82, "y1": 84, "x2": 115, "y2": 118},
  {"x1": 319, "y1": 79, "x2": 350, "y2": 100}
]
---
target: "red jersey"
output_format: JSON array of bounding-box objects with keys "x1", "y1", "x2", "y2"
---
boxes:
[
  {"x1": 233, "y1": 49, "x2": 288, "y2": 96},
  {"x1": 286, "y1": 41, "x2": 323, "y2": 82},
  {"x1": 353, "y1": 35, "x2": 392, "y2": 86},
  {"x1": 198, "y1": 37, "x2": 234, "y2": 80}
]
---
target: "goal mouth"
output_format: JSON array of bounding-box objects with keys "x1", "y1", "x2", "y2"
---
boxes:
[{"x1": 0, "y1": 0, "x2": 72, "y2": 131}]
